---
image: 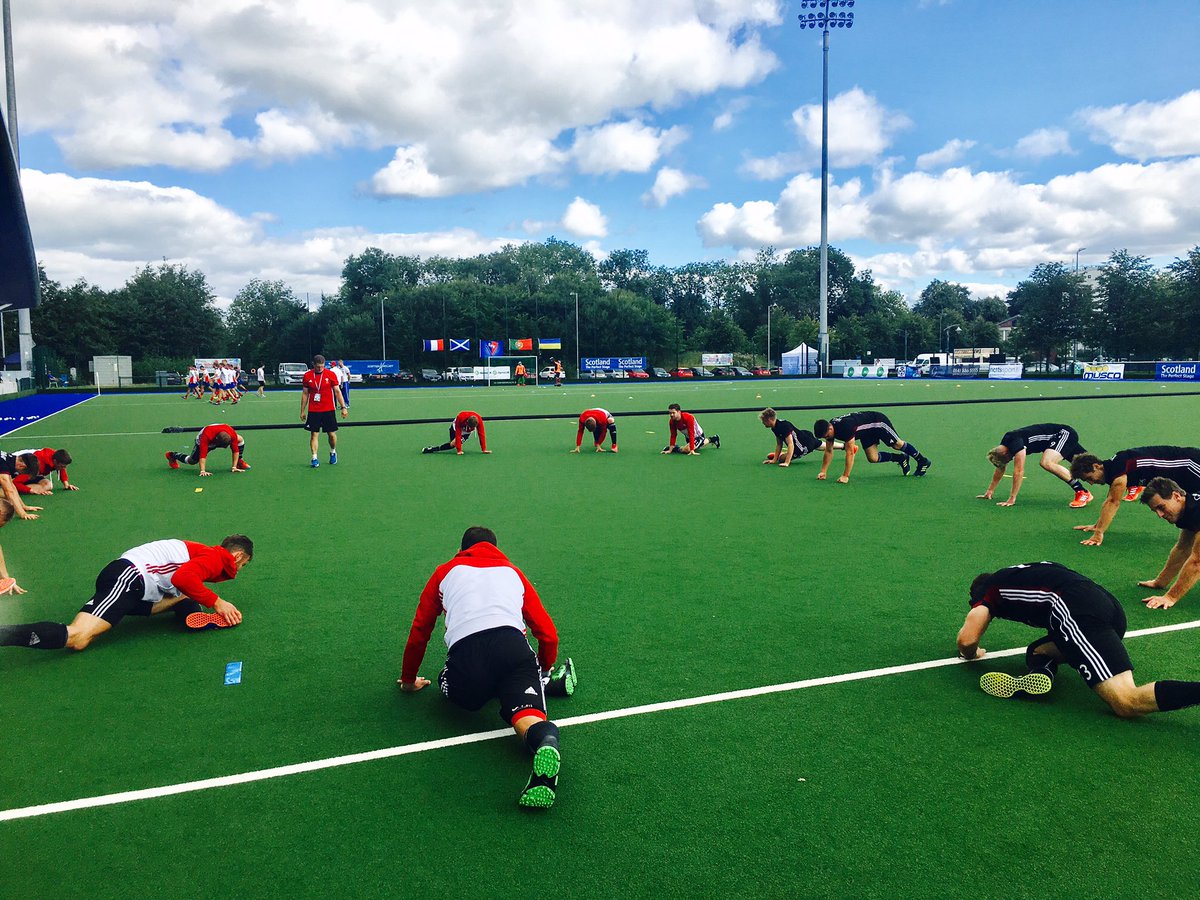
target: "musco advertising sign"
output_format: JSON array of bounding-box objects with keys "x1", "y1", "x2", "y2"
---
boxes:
[{"x1": 1082, "y1": 363, "x2": 1125, "y2": 381}]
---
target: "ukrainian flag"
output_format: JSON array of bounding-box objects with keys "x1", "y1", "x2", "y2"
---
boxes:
[{"x1": 539, "y1": 338, "x2": 562, "y2": 350}]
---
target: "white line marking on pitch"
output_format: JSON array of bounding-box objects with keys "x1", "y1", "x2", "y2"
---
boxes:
[{"x1": 2, "y1": 619, "x2": 1198, "y2": 823}]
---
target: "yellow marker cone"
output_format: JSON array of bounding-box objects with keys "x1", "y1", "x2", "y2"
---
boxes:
[{"x1": 195, "y1": 488, "x2": 203, "y2": 493}]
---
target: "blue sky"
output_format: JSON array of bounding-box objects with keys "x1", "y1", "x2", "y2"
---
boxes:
[{"x1": 5, "y1": 0, "x2": 1199, "y2": 304}]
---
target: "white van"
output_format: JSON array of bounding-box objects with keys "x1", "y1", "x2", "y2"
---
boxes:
[{"x1": 277, "y1": 362, "x2": 308, "y2": 385}]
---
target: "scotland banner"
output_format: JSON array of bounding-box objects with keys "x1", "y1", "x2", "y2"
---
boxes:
[
  {"x1": 449, "y1": 338, "x2": 471, "y2": 352},
  {"x1": 422, "y1": 339, "x2": 443, "y2": 351},
  {"x1": 581, "y1": 356, "x2": 647, "y2": 372},
  {"x1": 1156, "y1": 362, "x2": 1200, "y2": 381},
  {"x1": 480, "y1": 340, "x2": 503, "y2": 358}
]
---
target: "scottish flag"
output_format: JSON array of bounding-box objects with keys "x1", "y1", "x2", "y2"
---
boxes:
[{"x1": 449, "y1": 338, "x2": 470, "y2": 352}]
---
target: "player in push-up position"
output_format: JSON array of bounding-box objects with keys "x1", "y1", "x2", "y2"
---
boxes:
[
  {"x1": 759, "y1": 408, "x2": 839, "y2": 467},
  {"x1": 1133, "y1": 477, "x2": 1200, "y2": 610},
  {"x1": 662, "y1": 403, "x2": 719, "y2": 455},
  {"x1": 1069, "y1": 445, "x2": 1200, "y2": 546},
  {"x1": 0, "y1": 535, "x2": 253, "y2": 653},
  {"x1": 165, "y1": 423, "x2": 250, "y2": 476},
  {"x1": 572, "y1": 407, "x2": 618, "y2": 453},
  {"x1": 398, "y1": 526, "x2": 576, "y2": 809},
  {"x1": 978, "y1": 423, "x2": 1092, "y2": 507},
  {"x1": 11, "y1": 447, "x2": 79, "y2": 495},
  {"x1": 423, "y1": 411, "x2": 490, "y2": 455},
  {"x1": 813, "y1": 410, "x2": 930, "y2": 483},
  {"x1": 956, "y1": 560, "x2": 1200, "y2": 719}
]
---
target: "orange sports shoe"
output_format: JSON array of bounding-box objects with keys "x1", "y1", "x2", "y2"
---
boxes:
[
  {"x1": 165, "y1": 451, "x2": 179, "y2": 469},
  {"x1": 1069, "y1": 490, "x2": 1093, "y2": 508},
  {"x1": 1123, "y1": 486, "x2": 1144, "y2": 503},
  {"x1": 185, "y1": 612, "x2": 236, "y2": 631}
]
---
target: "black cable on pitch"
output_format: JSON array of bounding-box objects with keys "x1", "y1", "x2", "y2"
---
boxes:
[{"x1": 160, "y1": 389, "x2": 1200, "y2": 434}]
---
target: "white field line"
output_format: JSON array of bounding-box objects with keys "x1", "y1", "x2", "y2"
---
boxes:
[
  {"x1": 2, "y1": 618, "x2": 1199, "y2": 823},
  {"x1": 0, "y1": 395, "x2": 95, "y2": 439}
]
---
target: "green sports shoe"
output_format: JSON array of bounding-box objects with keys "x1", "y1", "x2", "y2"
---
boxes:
[
  {"x1": 980, "y1": 670, "x2": 1053, "y2": 699},
  {"x1": 546, "y1": 658, "x2": 577, "y2": 697},
  {"x1": 518, "y1": 744, "x2": 561, "y2": 809}
]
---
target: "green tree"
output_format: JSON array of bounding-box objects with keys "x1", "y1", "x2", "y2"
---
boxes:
[
  {"x1": 1167, "y1": 247, "x2": 1200, "y2": 358},
  {"x1": 30, "y1": 269, "x2": 118, "y2": 373},
  {"x1": 1088, "y1": 250, "x2": 1156, "y2": 359},
  {"x1": 226, "y1": 279, "x2": 310, "y2": 369},
  {"x1": 115, "y1": 263, "x2": 225, "y2": 358},
  {"x1": 1006, "y1": 263, "x2": 1091, "y2": 365}
]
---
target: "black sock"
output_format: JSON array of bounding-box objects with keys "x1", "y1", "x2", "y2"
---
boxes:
[
  {"x1": 876, "y1": 452, "x2": 903, "y2": 463},
  {"x1": 0, "y1": 622, "x2": 68, "y2": 650},
  {"x1": 609, "y1": 423, "x2": 618, "y2": 445},
  {"x1": 1025, "y1": 636, "x2": 1059, "y2": 676},
  {"x1": 902, "y1": 442, "x2": 922, "y2": 459},
  {"x1": 173, "y1": 600, "x2": 204, "y2": 623},
  {"x1": 1153, "y1": 680, "x2": 1200, "y2": 711},
  {"x1": 1069, "y1": 478, "x2": 1087, "y2": 492},
  {"x1": 524, "y1": 720, "x2": 560, "y2": 754}
]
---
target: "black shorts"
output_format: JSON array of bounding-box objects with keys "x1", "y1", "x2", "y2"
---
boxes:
[
  {"x1": 305, "y1": 410, "x2": 339, "y2": 433},
  {"x1": 79, "y1": 560, "x2": 151, "y2": 625},
  {"x1": 449, "y1": 424, "x2": 475, "y2": 443},
  {"x1": 437, "y1": 626, "x2": 546, "y2": 725},
  {"x1": 1046, "y1": 585, "x2": 1131, "y2": 687},
  {"x1": 1051, "y1": 428, "x2": 1085, "y2": 460},
  {"x1": 855, "y1": 418, "x2": 899, "y2": 449}
]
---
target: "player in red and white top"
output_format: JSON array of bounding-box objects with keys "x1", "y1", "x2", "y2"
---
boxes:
[
  {"x1": 572, "y1": 408, "x2": 618, "y2": 453},
  {"x1": 185, "y1": 366, "x2": 200, "y2": 399},
  {"x1": 422, "y1": 411, "x2": 490, "y2": 455},
  {"x1": 662, "y1": 403, "x2": 720, "y2": 455},
  {"x1": 165, "y1": 423, "x2": 249, "y2": 476},
  {"x1": 0, "y1": 534, "x2": 254, "y2": 653},
  {"x1": 12, "y1": 447, "x2": 78, "y2": 494},
  {"x1": 301, "y1": 354, "x2": 348, "y2": 467},
  {"x1": 398, "y1": 526, "x2": 576, "y2": 808}
]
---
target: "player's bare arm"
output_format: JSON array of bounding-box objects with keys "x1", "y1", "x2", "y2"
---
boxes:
[
  {"x1": 1076, "y1": 478, "x2": 1125, "y2": 546},
  {"x1": 1140, "y1": 530, "x2": 1195, "y2": 593},
  {"x1": 999, "y1": 449, "x2": 1026, "y2": 506},
  {"x1": 839, "y1": 439, "x2": 858, "y2": 483},
  {"x1": 1143, "y1": 534, "x2": 1200, "y2": 610},
  {"x1": 978, "y1": 461, "x2": 1006, "y2": 500},
  {"x1": 780, "y1": 434, "x2": 795, "y2": 467},
  {"x1": 817, "y1": 441, "x2": 834, "y2": 479},
  {"x1": 956, "y1": 605, "x2": 992, "y2": 660}
]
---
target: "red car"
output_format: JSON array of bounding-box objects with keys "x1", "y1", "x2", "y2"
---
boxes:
[
  {"x1": 751, "y1": 366, "x2": 770, "y2": 376},
  {"x1": 625, "y1": 369, "x2": 649, "y2": 379},
  {"x1": 670, "y1": 368, "x2": 695, "y2": 378}
]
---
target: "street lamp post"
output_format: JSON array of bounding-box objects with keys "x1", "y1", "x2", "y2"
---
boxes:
[
  {"x1": 766, "y1": 303, "x2": 777, "y2": 368},
  {"x1": 573, "y1": 291, "x2": 579, "y2": 377},
  {"x1": 799, "y1": 0, "x2": 857, "y2": 380},
  {"x1": 380, "y1": 295, "x2": 386, "y2": 361},
  {"x1": 943, "y1": 324, "x2": 960, "y2": 362},
  {"x1": 1074, "y1": 247, "x2": 1086, "y2": 273}
]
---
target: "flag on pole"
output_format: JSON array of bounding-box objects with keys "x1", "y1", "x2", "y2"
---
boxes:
[
  {"x1": 538, "y1": 337, "x2": 562, "y2": 350},
  {"x1": 449, "y1": 338, "x2": 470, "y2": 352},
  {"x1": 510, "y1": 338, "x2": 533, "y2": 352},
  {"x1": 480, "y1": 340, "x2": 503, "y2": 358},
  {"x1": 422, "y1": 339, "x2": 444, "y2": 351}
]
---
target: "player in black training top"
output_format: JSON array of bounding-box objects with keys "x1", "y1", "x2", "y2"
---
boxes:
[
  {"x1": 812, "y1": 410, "x2": 931, "y2": 483},
  {"x1": 956, "y1": 561, "x2": 1200, "y2": 718},
  {"x1": 1135, "y1": 477, "x2": 1200, "y2": 610},
  {"x1": 979, "y1": 423, "x2": 1092, "y2": 508},
  {"x1": 759, "y1": 408, "x2": 840, "y2": 467},
  {"x1": 1069, "y1": 445, "x2": 1200, "y2": 546}
]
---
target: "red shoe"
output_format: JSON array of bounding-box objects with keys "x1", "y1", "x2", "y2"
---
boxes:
[
  {"x1": 1069, "y1": 490, "x2": 1093, "y2": 508},
  {"x1": 236, "y1": 459, "x2": 251, "y2": 470},
  {"x1": 185, "y1": 612, "x2": 235, "y2": 631},
  {"x1": 1123, "y1": 486, "x2": 1144, "y2": 503},
  {"x1": 165, "y1": 451, "x2": 179, "y2": 470}
]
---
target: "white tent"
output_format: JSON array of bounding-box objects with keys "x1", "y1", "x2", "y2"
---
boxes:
[{"x1": 781, "y1": 343, "x2": 818, "y2": 375}]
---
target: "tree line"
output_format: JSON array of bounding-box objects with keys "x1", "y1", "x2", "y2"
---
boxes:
[{"x1": 29, "y1": 239, "x2": 1200, "y2": 381}]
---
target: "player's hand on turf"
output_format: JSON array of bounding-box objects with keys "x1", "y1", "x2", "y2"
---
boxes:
[
  {"x1": 1138, "y1": 578, "x2": 1167, "y2": 589},
  {"x1": 231, "y1": 467, "x2": 242, "y2": 474},
  {"x1": 1074, "y1": 525, "x2": 1103, "y2": 545},
  {"x1": 816, "y1": 471, "x2": 826, "y2": 480},
  {"x1": 481, "y1": 450, "x2": 491, "y2": 454},
  {"x1": 997, "y1": 499, "x2": 1016, "y2": 507},
  {"x1": 398, "y1": 677, "x2": 431, "y2": 692},
  {"x1": 18, "y1": 508, "x2": 39, "y2": 519},
  {"x1": 213, "y1": 598, "x2": 242, "y2": 625},
  {"x1": 836, "y1": 475, "x2": 849, "y2": 484},
  {"x1": 1143, "y1": 594, "x2": 1177, "y2": 610},
  {"x1": 779, "y1": 462, "x2": 789, "y2": 468},
  {"x1": 976, "y1": 492, "x2": 993, "y2": 500},
  {"x1": 570, "y1": 447, "x2": 580, "y2": 454},
  {"x1": 64, "y1": 484, "x2": 79, "y2": 491},
  {"x1": 199, "y1": 470, "x2": 212, "y2": 477},
  {"x1": 595, "y1": 446, "x2": 606, "y2": 452}
]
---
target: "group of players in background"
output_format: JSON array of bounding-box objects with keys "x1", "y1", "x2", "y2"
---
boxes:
[{"x1": 6, "y1": 365, "x2": 1200, "y2": 811}]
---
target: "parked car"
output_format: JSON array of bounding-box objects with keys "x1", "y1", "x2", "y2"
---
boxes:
[
  {"x1": 442, "y1": 366, "x2": 477, "y2": 382},
  {"x1": 277, "y1": 362, "x2": 307, "y2": 385},
  {"x1": 420, "y1": 368, "x2": 442, "y2": 382},
  {"x1": 690, "y1": 367, "x2": 715, "y2": 378},
  {"x1": 580, "y1": 370, "x2": 606, "y2": 380},
  {"x1": 670, "y1": 368, "x2": 694, "y2": 378},
  {"x1": 751, "y1": 366, "x2": 770, "y2": 376},
  {"x1": 769, "y1": 366, "x2": 783, "y2": 376},
  {"x1": 651, "y1": 367, "x2": 671, "y2": 378},
  {"x1": 733, "y1": 367, "x2": 755, "y2": 377},
  {"x1": 395, "y1": 369, "x2": 415, "y2": 383},
  {"x1": 608, "y1": 369, "x2": 628, "y2": 379},
  {"x1": 626, "y1": 369, "x2": 649, "y2": 379},
  {"x1": 710, "y1": 366, "x2": 737, "y2": 377}
]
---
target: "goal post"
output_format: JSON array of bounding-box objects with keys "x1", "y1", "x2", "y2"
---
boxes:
[{"x1": 488, "y1": 355, "x2": 540, "y2": 385}]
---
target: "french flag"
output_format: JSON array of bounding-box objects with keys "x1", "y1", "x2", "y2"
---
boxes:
[{"x1": 423, "y1": 339, "x2": 444, "y2": 351}]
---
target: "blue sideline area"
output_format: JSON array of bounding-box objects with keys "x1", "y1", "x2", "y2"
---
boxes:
[{"x1": 0, "y1": 393, "x2": 94, "y2": 438}]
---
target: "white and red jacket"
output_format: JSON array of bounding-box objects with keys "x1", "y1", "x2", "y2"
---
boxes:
[
  {"x1": 121, "y1": 539, "x2": 239, "y2": 607},
  {"x1": 401, "y1": 542, "x2": 557, "y2": 682},
  {"x1": 576, "y1": 408, "x2": 614, "y2": 448},
  {"x1": 669, "y1": 411, "x2": 701, "y2": 451},
  {"x1": 195, "y1": 424, "x2": 241, "y2": 462},
  {"x1": 13, "y1": 447, "x2": 68, "y2": 492},
  {"x1": 453, "y1": 411, "x2": 487, "y2": 453}
]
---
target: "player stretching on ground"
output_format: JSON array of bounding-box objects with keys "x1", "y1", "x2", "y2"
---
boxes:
[
  {"x1": 0, "y1": 451, "x2": 43, "y2": 520},
  {"x1": 398, "y1": 526, "x2": 576, "y2": 809},
  {"x1": 813, "y1": 411, "x2": 930, "y2": 483},
  {"x1": 572, "y1": 408, "x2": 617, "y2": 453},
  {"x1": 0, "y1": 498, "x2": 26, "y2": 594},
  {"x1": 0, "y1": 535, "x2": 253, "y2": 653},
  {"x1": 979, "y1": 423, "x2": 1092, "y2": 508},
  {"x1": 166, "y1": 423, "x2": 250, "y2": 476},
  {"x1": 957, "y1": 560, "x2": 1200, "y2": 719},
  {"x1": 759, "y1": 408, "x2": 837, "y2": 467},
  {"x1": 662, "y1": 404, "x2": 719, "y2": 455},
  {"x1": 1133, "y1": 477, "x2": 1200, "y2": 610},
  {"x1": 423, "y1": 411, "x2": 490, "y2": 455},
  {"x1": 11, "y1": 447, "x2": 78, "y2": 495},
  {"x1": 1070, "y1": 446, "x2": 1200, "y2": 546}
]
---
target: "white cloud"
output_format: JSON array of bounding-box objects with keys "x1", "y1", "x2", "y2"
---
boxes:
[
  {"x1": 713, "y1": 96, "x2": 751, "y2": 132},
  {"x1": 14, "y1": 1, "x2": 780, "y2": 193},
  {"x1": 1079, "y1": 90, "x2": 1200, "y2": 161},
  {"x1": 643, "y1": 167, "x2": 706, "y2": 207},
  {"x1": 22, "y1": 169, "x2": 515, "y2": 303},
  {"x1": 572, "y1": 121, "x2": 688, "y2": 175},
  {"x1": 560, "y1": 197, "x2": 608, "y2": 239},
  {"x1": 1012, "y1": 128, "x2": 1073, "y2": 160},
  {"x1": 916, "y1": 138, "x2": 976, "y2": 171}
]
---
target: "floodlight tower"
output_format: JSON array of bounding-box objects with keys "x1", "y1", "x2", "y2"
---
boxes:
[{"x1": 798, "y1": 0, "x2": 857, "y2": 378}]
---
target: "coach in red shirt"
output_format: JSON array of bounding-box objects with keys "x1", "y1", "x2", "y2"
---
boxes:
[{"x1": 300, "y1": 354, "x2": 348, "y2": 468}]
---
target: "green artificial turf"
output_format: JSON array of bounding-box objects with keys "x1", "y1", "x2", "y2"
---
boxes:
[{"x1": 1, "y1": 379, "x2": 1199, "y2": 898}]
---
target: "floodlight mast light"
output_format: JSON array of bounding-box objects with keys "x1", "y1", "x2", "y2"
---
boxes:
[{"x1": 798, "y1": 0, "x2": 856, "y2": 378}]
